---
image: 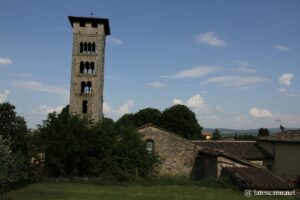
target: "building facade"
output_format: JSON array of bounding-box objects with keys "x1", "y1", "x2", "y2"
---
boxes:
[
  {"x1": 258, "y1": 130, "x2": 300, "y2": 181},
  {"x1": 138, "y1": 124, "x2": 202, "y2": 178},
  {"x1": 68, "y1": 16, "x2": 110, "y2": 122},
  {"x1": 137, "y1": 124, "x2": 292, "y2": 190}
]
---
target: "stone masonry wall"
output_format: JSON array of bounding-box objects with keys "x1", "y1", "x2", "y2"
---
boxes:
[
  {"x1": 69, "y1": 20, "x2": 106, "y2": 122},
  {"x1": 138, "y1": 125, "x2": 202, "y2": 178}
]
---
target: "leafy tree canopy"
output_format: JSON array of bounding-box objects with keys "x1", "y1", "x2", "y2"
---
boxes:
[
  {"x1": 0, "y1": 136, "x2": 27, "y2": 193},
  {"x1": 158, "y1": 105, "x2": 203, "y2": 139},
  {"x1": 0, "y1": 102, "x2": 28, "y2": 154},
  {"x1": 36, "y1": 105, "x2": 157, "y2": 178},
  {"x1": 258, "y1": 128, "x2": 270, "y2": 137},
  {"x1": 117, "y1": 105, "x2": 203, "y2": 140},
  {"x1": 212, "y1": 129, "x2": 221, "y2": 140},
  {"x1": 133, "y1": 108, "x2": 161, "y2": 127},
  {"x1": 115, "y1": 113, "x2": 135, "y2": 129}
]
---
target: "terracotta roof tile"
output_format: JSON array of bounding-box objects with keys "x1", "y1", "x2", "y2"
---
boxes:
[
  {"x1": 258, "y1": 130, "x2": 300, "y2": 143},
  {"x1": 223, "y1": 167, "x2": 294, "y2": 190},
  {"x1": 193, "y1": 140, "x2": 272, "y2": 160}
]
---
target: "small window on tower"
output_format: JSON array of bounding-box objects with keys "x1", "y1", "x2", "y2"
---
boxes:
[
  {"x1": 80, "y1": 21, "x2": 85, "y2": 27},
  {"x1": 81, "y1": 81, "x2": 86, "y2": 93},
  {"x1": 92, "y1": 43, "x2": 96, "y2": 52},
  {"x1": 80, "y1": 43, "x2": 83, "y2": 53},
  {"x1": 92, "y1": 22, "x2": 98, "y2": 28},
  {"x1": 80, "y1": 62, "x2": 84, "y2": 73},
  {"x1": 82, "y1": 100, "x2": 88, "y2": 114}
]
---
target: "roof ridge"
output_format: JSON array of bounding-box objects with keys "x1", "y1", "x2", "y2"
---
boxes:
[{"x1": 138, "y1": 123, "x2": 198, "y2": 146}]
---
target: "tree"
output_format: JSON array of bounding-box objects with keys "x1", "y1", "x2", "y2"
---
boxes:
[
  {"x1": 37, "y1": 105, "x2": 158, "y2": 178},
  {"x1": 0, "y1": 136, "x2": 27, "y2": 193},
  {"x1": 258, "y1": 128, "x2": 270, "y2": 137},
  {"x1": 212, "y1": 129, "x2": 221, "y2": 140},
  {"x1": 159, "y1": 105, "x2": 203, "y2": 139},
  {"x1": 0, "y1": 102, "x2": 28, "y2": 155},
  {"x1": 0, "y1": 102, "x2": 29, "y2": 192},
  {"x1": 37, "y1": 106, "x2": 94, "y2": 176},
  {"x1": 133, "y1": 108, "x2": 161, "y2": 127},
  {"x1": 116, "y1": 113, "x2": 136, "y2": 129},
  {"x1": 114, "y1": 126, "x2": 158, "y2": 178}
]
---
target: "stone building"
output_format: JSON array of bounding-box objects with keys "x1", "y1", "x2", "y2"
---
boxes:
[
  {"x1": 68, "y1": 16, "x2": 110, "y2": 122},
  {"x1": 257, "y1": 130, "x2": 300, "y2": 181},
  {"x1": 138, "y1": 124, "x2": 202, "y2": 178},
  {"x1": 193, "y1": 140, "x2": 273, "y2": 167},
  {"x1": 138, "y1": 124, "x2": 293, "y2": 189}
]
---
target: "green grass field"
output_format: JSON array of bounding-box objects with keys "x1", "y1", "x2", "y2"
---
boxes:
[{"x1": 5, "y1": 182, "x2": 290, "y2": 200}]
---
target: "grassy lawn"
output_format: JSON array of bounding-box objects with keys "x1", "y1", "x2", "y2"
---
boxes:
[{"x1": 6, "y1": 182, "x2": 290, "y2": 200}]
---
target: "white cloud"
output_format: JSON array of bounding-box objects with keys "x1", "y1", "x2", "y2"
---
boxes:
[
  {"x1": 162, "y1": 65, "x2": 220, "y2": 78},
  {"x1": 195, "y1": 32, "x2": 226, "y2": 47},
  {"x1": 173, "y1": 99, "x2": 184, "y2": 105},
  {"x1": 147, "y1": 82, "x2": 166, "y2": 88},
  {"x1": 0, "y1": 57, "x2": 12, "y2": 65},
  {"x1": 117, "y1": 100, "x2": 134, "y2": 115},
  {"x1": 107, "y1": 36, "x2": 123, "y2": 45},
  {"x1": 275, "y1": 44, "x2": 289, "y2": 52},
  {"x1": 203, "y1": 76, "x2": 269, "y2": 88},
  {"x1": 173, "y1": 94, "x2": 205, "y2": 111},
  {"x1": 103, "y1": 102, "x2": 111, "y2": 114},
  {"x1": 279, "y1": 73, "x2": 294, "y2": 86},
  {"x1": 0, "y1": 90, "x2": 10, "y2": 103},
  {"x1": 186, "y1": 94, "x2": 204, "y2": 110},
  {"x1": 12, "y1": 80, "x2": 69, "y2": 98},
  {"x1": 235, "y1": 60, "x2": 256, "y2": 74},
  {"x1": 249, "y1": 107, "x2": 273, "y2": 118},
  {"x1": 103, "y1": 100, "x2": 134, "y2": 119}
]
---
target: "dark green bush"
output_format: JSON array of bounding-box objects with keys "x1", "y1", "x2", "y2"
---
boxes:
[{"x1": 35, "y1": 106, "x2": 158, "y2": 178}]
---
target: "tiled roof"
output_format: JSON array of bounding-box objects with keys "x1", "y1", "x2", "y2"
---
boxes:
[
  {"x1": 223, "y1": 167, "x2": 294, "y2": 190},
  {"x1": 199, "y1": 147, "x2": 261, "y2": 168},
  {"x1": 193, "y1": 140, "x2": 272, "y2": 160},
  {"x1": 258, "y1": 129, "x2": 300, "y2": 143}
]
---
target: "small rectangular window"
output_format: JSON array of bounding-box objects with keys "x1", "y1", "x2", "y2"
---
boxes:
[
  {"x1": 92, "y1": 22, "x2": 98, "y2": 28},
  {"x1": 80, "y1": 21, "x2": 85, "y2": 27}
]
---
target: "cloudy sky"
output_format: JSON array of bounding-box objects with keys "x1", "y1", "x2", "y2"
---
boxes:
[{"x1": 1, "y1": 0, "x2": 300, "y2": 129}]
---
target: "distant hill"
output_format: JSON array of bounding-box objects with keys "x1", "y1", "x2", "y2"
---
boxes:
[{"x1": 203, "y1": 128, "x2": 283, "y2": 136}]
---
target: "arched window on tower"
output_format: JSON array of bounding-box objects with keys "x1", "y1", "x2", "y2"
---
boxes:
[
  {"x1": 88, "y1": 43, "x2": 92, "y2": 53},
  {"x1": 90, "y1": 62, "x2": 95, "y2": 74},
  {"x1": 80, "y1": 61, "x2": 84, "y2": 73},
  {"x1": 84, "y1": 62, "x2": 89, "y2": 74},
  {"x1": 81, "y1": 81, "x2": 86, "y2": 94},
  {"x1": 92, "y1": 43, "x2": 96, "y2": 53},
  {"x1": 80, "y1": 42, "x2": 83, "y2": 53},
  {"x1": 84, "y1": 43, "x2": 87, "y2": 53},
  {"x1": 146, "y1": 139, "x2": 154, "y2": 154},
  {"x1": 82, "y1": 100, "x2": 88, "y2": 114},
  {"x1": 87, "y1": 81, "x2": 92, "y2": 93}
]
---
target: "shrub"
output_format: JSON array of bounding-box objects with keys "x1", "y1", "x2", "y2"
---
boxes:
[
  {"x1": 0, "y1": 136, "x2": 27, "y2": 193},
  {"x1": 36, "y1": 106, "x2": 158, "y2": 178}
]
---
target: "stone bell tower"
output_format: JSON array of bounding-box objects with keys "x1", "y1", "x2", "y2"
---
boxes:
[{"x1": 68, "y1": 16, "x2": 110, "y2": 122}]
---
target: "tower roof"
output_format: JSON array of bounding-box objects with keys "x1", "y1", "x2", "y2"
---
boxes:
[{"x1": 68, "y1": 16, "x2": 110, "y2": 35}]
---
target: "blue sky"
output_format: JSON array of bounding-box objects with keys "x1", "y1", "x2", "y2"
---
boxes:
[{"x1": 1, "y1": 0, "x2": 300, "y2": 129}]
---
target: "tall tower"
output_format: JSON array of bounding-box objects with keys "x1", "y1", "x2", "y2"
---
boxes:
[{"x1": 68, "y1": 16, "x2": 110, "y2": 122}]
